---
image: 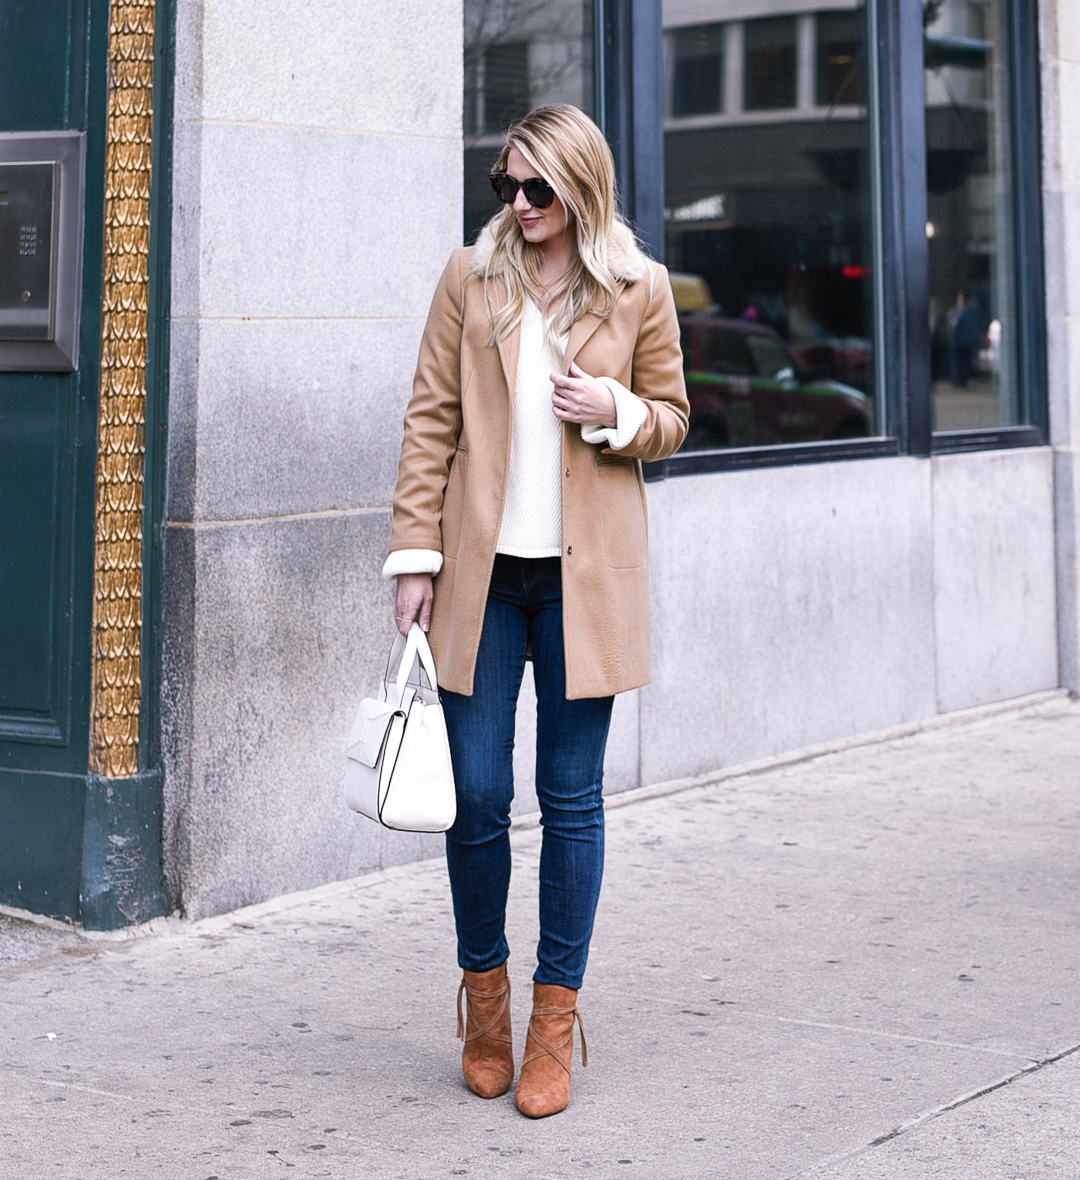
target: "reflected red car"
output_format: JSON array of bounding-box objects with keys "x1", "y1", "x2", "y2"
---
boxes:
[{"x1": 678, "y1": 315, "x2": 874, "y2": 450}]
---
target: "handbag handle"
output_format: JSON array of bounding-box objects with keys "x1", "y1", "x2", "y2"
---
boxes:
[{"x1": 387, "y1": 623, "x2": 439, "y2": 704}]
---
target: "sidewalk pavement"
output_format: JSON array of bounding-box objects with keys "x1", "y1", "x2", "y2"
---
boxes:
[{"x1": 2, "y1": 695, "x2": 1078, "y2": 1179}]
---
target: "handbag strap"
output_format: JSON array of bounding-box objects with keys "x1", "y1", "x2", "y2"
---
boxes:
[{"x1": 388, "y1": 623, "x2": 439, "y2": 705}]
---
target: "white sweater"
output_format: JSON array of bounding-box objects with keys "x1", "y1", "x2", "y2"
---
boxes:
[
  {"x1": 382, "y1": 302, "x2": 648, "y2": 580},
  {"x1": 497, "y1": 297, "x2": 567, "y2": 557}
]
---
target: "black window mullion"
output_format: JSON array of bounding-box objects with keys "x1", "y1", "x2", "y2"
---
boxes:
[
  {"x1": 600, "y1": 0, "x2": 664, "y2": 259},
  {"x1": 873, "y1": 0, "x2": 931, "y2": 457},
  {"x1": 600, "y1": 0, "x2": 633, "y2": 231},
  {"x1": 1008, "y1": 0, "x2": 1047, "y2": 440},
  {"x1": 630, "y1": 0, "x2": 664, "y2": 258}
]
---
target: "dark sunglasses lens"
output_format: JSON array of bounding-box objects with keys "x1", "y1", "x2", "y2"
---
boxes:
[
  {"x1": 490, "y1": 173, "x2": 517, "y2": 204},
  {"x1": 522, "y1": 178, "x2": 555, "y2": 209}
]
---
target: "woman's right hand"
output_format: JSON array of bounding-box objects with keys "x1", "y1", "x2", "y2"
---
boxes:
[{"x1": 395, "y1": 574, "x2": 434, "y2": 635}]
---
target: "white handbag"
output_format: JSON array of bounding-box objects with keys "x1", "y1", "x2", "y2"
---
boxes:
[{"x1": 344, "y1": 624, "x2": 457, "y2": 832}]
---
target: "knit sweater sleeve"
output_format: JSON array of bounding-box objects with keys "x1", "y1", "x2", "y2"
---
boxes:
[
  {"x1": 579, "y1": 377, "x2": 649, "y2": 451},
  {"x1": 381, "y1": 549, "x2": 444, "y2": 580}
]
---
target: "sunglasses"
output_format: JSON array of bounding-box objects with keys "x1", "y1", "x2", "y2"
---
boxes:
[{"x1": 490, "y1": 171, "x2": 556, "y2": 209}]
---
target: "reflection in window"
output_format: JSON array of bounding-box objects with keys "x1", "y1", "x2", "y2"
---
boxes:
[
  {"x1": 665, "y1": 3, "x2": 877, "y2": 452},
  {"x1": 671, "y1": 24, "x2": 725, "y2": 117},
  {"x1": 703, "y1": 325, "x2": 752, "y2": 376},
  {"x1": 746, "y1": 333, "x2": 795, "y2": 381},
  {"x1": 744, "y1": 16, "x2": 797, "y2": 111},
  {"x1": 483, "y1": 42, "x2": 530, "y2": 133},
  {"x1": 817, "y1": 11, "x2": 865, "y2": 106},
  {"x1": 925, "y1": 0, "x2": 1018, "y2": 430},
  {"x1": 464, "y1": 0, "x2": 595, "y2": 245}
]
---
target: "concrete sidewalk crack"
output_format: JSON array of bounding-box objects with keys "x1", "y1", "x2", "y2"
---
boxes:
[
  {"x1": 744, "y1": 1010, "x2": 1033, "y2": 1060},
  {"x1": 39, "y1": 1079, "x2": 136, "y2": 1101},
  {"x1": 785, "y1": 1041, "x2": 1080, "y2": 1179}
]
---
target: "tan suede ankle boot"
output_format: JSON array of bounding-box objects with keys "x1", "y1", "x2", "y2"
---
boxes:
[
  {"x1": 457, "y1": 963, "x2": 514, "y2": 1098},
  {"x1": 514, "y1": 982, "x2": 588, "y2": 1118}
]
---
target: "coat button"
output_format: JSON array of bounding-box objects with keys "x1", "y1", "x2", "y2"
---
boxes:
[
  {"x1": 567, "y1": 545, "x2": 572, "y2": 556},
  {"x1": 565, "y1": 467, "x2": 570, "y2": 477}
]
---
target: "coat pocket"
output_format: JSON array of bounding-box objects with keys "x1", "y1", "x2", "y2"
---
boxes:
[
  {"x1": 440, "y1": 449, "x2": 468, "y2": 559},
  {"x1": 597, "y1": 456, "x2": 647, "y2": 569}
]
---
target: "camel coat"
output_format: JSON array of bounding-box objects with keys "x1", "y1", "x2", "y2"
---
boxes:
[{"x1": 388, "y1": 223, "x2": 689, "y2": 699}]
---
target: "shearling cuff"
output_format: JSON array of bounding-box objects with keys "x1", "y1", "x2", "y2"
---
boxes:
[
  {"x1": 580, "y1": 377, "x2": 649, "y2": 451},
  {"x1": 381, "y1": 548, "x2": 444, "y2": 581}
]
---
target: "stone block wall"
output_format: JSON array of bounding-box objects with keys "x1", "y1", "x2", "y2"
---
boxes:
[{"x1": 163, "y1": 0, "x2": 463, "y2": 919}]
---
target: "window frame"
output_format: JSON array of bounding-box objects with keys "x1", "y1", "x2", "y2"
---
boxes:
[
  {"x1": 930, "y1": 0, "x2": 1047, "y2": 454},
  {"x1": 593, "y1": 0, "x2": 1047, "y2": 480}
]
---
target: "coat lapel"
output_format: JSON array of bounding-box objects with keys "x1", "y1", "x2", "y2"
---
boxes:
[
  {"x1": 496, "y1": 323, "x2": 521, "y2": 402},
  {"x1": 488, "y1": 280, "x2": 616, "y2": 387},
  {"x1": 481, "y1": 272, "x2": 520, "y2": 400},
  {"x1": 563, "y1": 311, "x2": 602, "y2": 374}
]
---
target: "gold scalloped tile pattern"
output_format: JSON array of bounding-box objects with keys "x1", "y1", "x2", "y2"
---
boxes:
[{"x1": 90, "y1": 0, "x2": 155, "y2": 778}]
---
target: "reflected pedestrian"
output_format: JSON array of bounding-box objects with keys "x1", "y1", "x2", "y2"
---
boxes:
[{"x1": 948, "y1": 289, "x2": 977, "y2": 388}]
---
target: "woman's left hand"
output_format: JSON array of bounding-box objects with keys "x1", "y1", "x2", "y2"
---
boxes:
[{"x1": 551, "y1": 362, "x2": 617, "y2": 428}]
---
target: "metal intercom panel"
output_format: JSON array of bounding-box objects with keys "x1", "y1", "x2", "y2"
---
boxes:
[{"x1": 0, "y1": 131, "x2": 86, "y2": 372}]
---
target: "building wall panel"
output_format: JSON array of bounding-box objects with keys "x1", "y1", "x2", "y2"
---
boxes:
[
  {"x1": 164, "y1": 0, "x2": 463, "y2": 917},
  {"x1": 641, "y1": 457, "x2": 938, "y2": 784},
  {"x1": 931, "y1": 449, "x2": 1059, "y2": 713}
]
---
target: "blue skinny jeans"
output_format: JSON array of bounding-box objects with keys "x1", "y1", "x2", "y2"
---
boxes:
[{"x1": 441, "y1": 554, "x2": 613, "y2": 990}]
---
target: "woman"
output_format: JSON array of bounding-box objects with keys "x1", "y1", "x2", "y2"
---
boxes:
[{"x1": 383, "y1": 104, "x2": 688, "y2": 1117}]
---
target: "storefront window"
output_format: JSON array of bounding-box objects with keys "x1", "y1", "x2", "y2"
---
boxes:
[
  {"x1": 464, "y1": 0, "x2": 596, "y2": 245},
  {"x1": 459, "y1": 0, "x2": 1041, "y2": 458},
  {"x1": 925, "y1": 0, "x2": 1019, "y2": 431},
  {"x1": 664, "y1": 2, "x2": 877, "y2": 452}
]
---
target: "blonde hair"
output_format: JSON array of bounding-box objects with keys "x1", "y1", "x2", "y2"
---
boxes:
[{"x1": 480, "y1": 104, "x2": 627, "y2": 351}]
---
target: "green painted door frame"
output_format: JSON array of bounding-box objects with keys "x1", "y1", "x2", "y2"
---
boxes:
[{"x1": 0, "y1": 0, "x2": 173, "y2": 928}]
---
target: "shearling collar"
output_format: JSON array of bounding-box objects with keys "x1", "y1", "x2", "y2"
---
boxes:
[{"x1": 469, "y1": 217, "x2": 650, "y2": 285}]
